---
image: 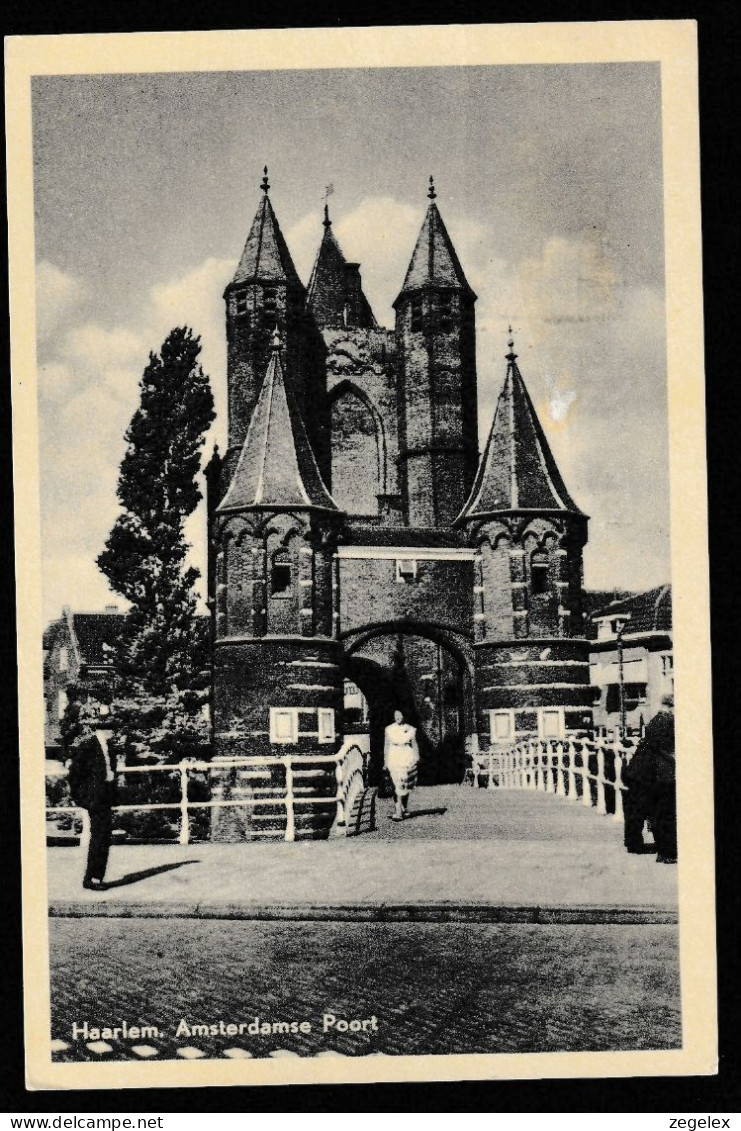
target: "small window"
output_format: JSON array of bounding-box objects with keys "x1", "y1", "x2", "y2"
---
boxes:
[
  {"x1": 270, "y1": 707, "x2": 298, "y2": 744},
  {"x1": 396, "y1": 559, "x2": 417, "y2": 584},
  {"x1": 411, "y1": 297, "x2": 424, "y2": 333},
  {"x1": 531, "y1": 550, "x2": 549, "y2": 596},
  {"x1": 661, "y1": 653, "x2": 673, "y2": 676},
  {"x1": 539, "y1": 708, "x2": 565, "y2": 739},
  {"x1": 263, "y1": 287, "x2": 277, "y2": 315},
  {"x1": 489, "y1": 710, "x2": 515, "y2": 743},
  {"x1": 437, "y1": 293, "x2": 454, "y2": 332},
  {"x1": 318, "y1": 708, "x2": 336, "y2": 744},
  {"x1": 235, "y1": 292, "x2": 248, "y2": 316},
  {"x1": 625, "y1": 682, "x2": 648, "y2": 707},
  {"x1": 271, "y1": 551, "x2": 292, "y2": 596}
]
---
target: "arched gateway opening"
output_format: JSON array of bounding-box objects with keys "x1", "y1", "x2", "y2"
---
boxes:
[{"x1": 341, "y1": 623, "x2": 475, "y2": 788}]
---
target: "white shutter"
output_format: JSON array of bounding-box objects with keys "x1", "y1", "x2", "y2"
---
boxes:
[{"x1": 270, "y1": 708, "x2": 298, "y2": 744}]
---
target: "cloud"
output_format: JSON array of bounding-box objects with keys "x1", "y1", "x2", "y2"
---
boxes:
[
  {"x1": 60, "y1": 323, "x2": 144, "y2": 375},
  {"x1": 518, "y1": 237, "x2": 619, "y2": 325},
  {"x1": 287, "y1": 195, "x2": 493, "y2": 329},
  {"x1": 150, "y1": 256, "x2": 234, "y2": 451},
  {"x1": 37, "y1": 259, "x2": 233, "y2": 621},
  {"x1": 35, "y1": 261, "x2": 86, "y2": 343},
  {"x1": 37, "y1": 221, "x2": 670, "y2": 622}
]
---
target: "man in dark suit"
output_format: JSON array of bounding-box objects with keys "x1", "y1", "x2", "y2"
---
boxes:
[
  {"x1": 68, "y1": 718, "x2": 117, "y2": 890},
  {"x1": 622, "y1": 695, "x2": 676, "y2": 864}
]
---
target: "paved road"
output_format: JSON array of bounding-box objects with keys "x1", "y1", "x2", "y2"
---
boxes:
[
  {"x1": 48, "y1": 787, "x2": 677, "y2": 914},
  {"x1": 50, "y1": 917, "x2": 681, "y2": 1062}
]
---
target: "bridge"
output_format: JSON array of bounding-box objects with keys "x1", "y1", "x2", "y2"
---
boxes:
[{"x1": 47, "y1": 738, "x2": 676, "y2": 919}]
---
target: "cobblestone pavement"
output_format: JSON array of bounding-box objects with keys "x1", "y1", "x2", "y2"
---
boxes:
[{"x1": 50, "y1": 918, "x2": 681, "y2": 1062}]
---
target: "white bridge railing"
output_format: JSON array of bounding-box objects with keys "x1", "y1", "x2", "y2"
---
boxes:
[
  {"x1": 465, "y1": 735, "x2": 637, "y2": 822},
  {"x1": 46, "y1": 739, "x2": 368, "y2": 844}
]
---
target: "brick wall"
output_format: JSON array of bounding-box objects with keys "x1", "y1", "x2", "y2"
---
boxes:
[
  {"x1": 475, "y1": 638, "x2": 594, "y2": 746},
  {"x1": 339, "y1": 556, "x2": 473, "y2": 637},
  {"x1": 213, "y1": 638, "x2": 344, "y2": 759},
  {"x1": 225, "y1": 290, "x2": 330, "y2": 483},
  {"x1": 396, "y1": 295, "x2": 478, "y2": 526}
]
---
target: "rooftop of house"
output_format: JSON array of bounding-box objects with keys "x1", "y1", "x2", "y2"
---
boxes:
[
  {"x1": 44, "y1": 609, "x2": 210, "y2": 668},
  {"x1": 217, "y1": 330, "x2": 337, "y2": 515},
  {"x1": 587, "y1": 585, "x2": 672, "y2": 641},
  {"x1": 456, "y1": 340, "x2": 582, "y2": 523},
  {"x1": 395, "y1": 181, "x2": 476, "y2": 303},
  {"x1": 227, "y1": 170, "x2": 304, "y2": 292}
]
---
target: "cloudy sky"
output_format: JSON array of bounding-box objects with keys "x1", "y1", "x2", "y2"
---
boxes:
[{"x1": 33, "y1": 63, "x2": 668, "y2": 622}]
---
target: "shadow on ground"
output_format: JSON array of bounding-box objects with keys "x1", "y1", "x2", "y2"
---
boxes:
[{"x1": 103, "y1": 861, "x2": 199, "y2": 889}]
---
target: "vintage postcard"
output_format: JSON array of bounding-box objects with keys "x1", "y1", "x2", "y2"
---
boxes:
[{"x1": 7, "y1": 21, "x2": 715, "y2": 1091}]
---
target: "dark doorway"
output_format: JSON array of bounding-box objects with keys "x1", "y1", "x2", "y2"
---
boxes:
[{"x1": 344, "y1": 632, "x2": 471, "y2": 787}]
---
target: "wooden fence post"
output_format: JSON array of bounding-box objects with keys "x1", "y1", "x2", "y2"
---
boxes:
[
  {"x1": 596, "y1": 746, "x2": 606, "y2": 815},
  {"x1": 179, "y1": 764, "x2": 190, "y2": 845},
  {"x1": 567, "y1": 741, "x2": 577, "y2": 800},
  {"x1": 581, "y1": 745, "x2": 593, "y2": 808},
  {"x1": 335, "y1": 757, "x2": 345, "y2": 827},
  {"x1": 284, "y1": 760, "x2": 295, "y2": 842},
  {"x1": 556, "y1": 742, "x2": 566, "y2": 797}
]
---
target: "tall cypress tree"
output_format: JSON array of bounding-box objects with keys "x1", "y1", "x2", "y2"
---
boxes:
[{"x1": 97, "y1": 327, "x2": 215, "y2": 762}]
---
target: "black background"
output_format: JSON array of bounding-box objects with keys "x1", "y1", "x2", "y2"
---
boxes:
[{"x1": 1, "y1": 0, "x2": 739, "y2": 1114}]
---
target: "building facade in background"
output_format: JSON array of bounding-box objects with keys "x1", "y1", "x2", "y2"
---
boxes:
[
  {"x1": 588, "y1": 585, "x2": 673, "y2": 735},
  {"x1": 42, "y1": 606, "x2": 123, "y2": 753},
  {"x1": 206, "y1": 173, "x2": 595, "y2": 790}
]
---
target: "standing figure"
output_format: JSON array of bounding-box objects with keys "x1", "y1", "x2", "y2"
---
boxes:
[
  {"x1": 68, "y1": 720, "x2": 117, "y2": 889},
  {"x1": 622, "y1": 695, "x2": 676, "y2": 863},
  {"x1": 384, "y1": 709, "x2": 420, "y2": 821}
]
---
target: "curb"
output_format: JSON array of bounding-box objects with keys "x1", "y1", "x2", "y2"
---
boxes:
[{"x1": 48, "y1": 901, "x2": 678, "y2": 924}]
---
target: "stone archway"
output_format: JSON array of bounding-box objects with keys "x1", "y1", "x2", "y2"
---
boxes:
[{"x1": 341, "y1": 622, "x2": 475, "y2": 787}]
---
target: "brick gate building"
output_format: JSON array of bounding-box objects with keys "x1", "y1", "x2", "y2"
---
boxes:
[{"x1": 206, "y1": 171, "x2": 594, "y2": 802}]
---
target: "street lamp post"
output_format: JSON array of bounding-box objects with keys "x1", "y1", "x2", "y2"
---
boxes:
[{"x1": 615, "y1": 620, "x2": 627, "y2": 738}]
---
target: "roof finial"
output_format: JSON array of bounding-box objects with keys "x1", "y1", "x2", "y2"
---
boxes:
[
  {"x1": 428, "y1": 174, "x2": 436, "y2": 201},
  {"x1": 261, "y1": 166, "x2": 270, "y2": 194},
  {"x1": 506, "y1": 325, "x2": 517, "y2": 362},
  {"x1": 323, "y1": 183, "x2": 334, "y2": 226},
  {"x1": 272, "y1": 325, "x2": 281, "y2": 351}
]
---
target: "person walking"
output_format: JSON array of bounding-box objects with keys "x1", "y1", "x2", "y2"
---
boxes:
[
  {"x1": 622, "y1": 694, "x2": 676, "y2": 863},
  {"x1": 384, "y1": 709, "x2": 420, "y2": 821},
  {"x1": 68, "y1": 716, "x2": 117, "y2": 889}
]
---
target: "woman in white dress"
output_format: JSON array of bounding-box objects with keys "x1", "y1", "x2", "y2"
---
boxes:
[{"x1": 384, "y1": 709, "x2": 420, "y2": 821}]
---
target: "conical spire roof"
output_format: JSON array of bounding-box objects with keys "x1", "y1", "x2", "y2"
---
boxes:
[
  {"x1": 228, "y1": 169, "x2": 304, "y2": 291},
  {"x1": 307, "y1": 207, "x2": 377, "y2": 329},
  {"x1": 395, "y1": 180, "x2": 475, "y2": 304},
  {"x1": 217, "y1": 331, "x2": 338, "y2": 514},
  {"x1": 456, "y1": 339, "x2": 582, "y2": 523}
]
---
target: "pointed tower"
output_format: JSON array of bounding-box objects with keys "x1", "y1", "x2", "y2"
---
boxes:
[
  {"x1": 394, "y1": 177, "x2": 479, "y2": 527},
  {"x1": 211, "y1": 332, "x2": 345, "y2": 838},
  {"x1": 223, "y1": 167, "x2": 329, "y2": 491},
  {"x1": 307, "y1": 204, "x2": 378, "y2": 331},
  {"x1": 456, "y1": 335, "x2": 593, "y2": 748}
]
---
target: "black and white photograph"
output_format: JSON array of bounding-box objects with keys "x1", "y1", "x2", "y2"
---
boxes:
[{"x1": 7, "y1": 22, "x2": 714, "y2": 1090}]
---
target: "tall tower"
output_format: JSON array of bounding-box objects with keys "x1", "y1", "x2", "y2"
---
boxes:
[
  {"x1": 394, "y1": 178, "x2": 478, "y2": 527},
  {"x1": 223, "y1": 168, "x2": 329, "y2": 489},
  {"x1": 456, "y1": 335, "x2": 593, "y2": 749},
  {"x1": 307, "y1": 204, "x2": 377, "y2": 331},
  {"x1": 211, "y1": 331, "x2": 344, "y2": 838}
]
